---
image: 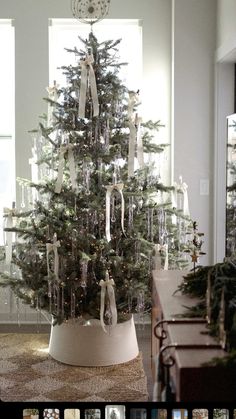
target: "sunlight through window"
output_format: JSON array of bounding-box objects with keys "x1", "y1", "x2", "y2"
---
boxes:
[
  {"x1": 0, "y1": 20, "x2": 15, "y2": 245},
  {"x1": 49, "y1": 19, "x2": 142, "y2": 93}
]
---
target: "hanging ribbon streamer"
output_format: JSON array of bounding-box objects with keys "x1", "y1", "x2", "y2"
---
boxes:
[
  {"x1": 46, "y1": 233, "x2": 60, "y2": 281},
  {"x1": 128, "y1": 122, "x2": 136, "y2": 178},
  {"x1": 136, "y1": 115, "x2": 144, "y2": 169},
  {"x1": 127, "y1": 91, "x2": 138, "y2": 119},
  {"x1": 105, "y1": 183, "x2": 125, "y2": 242},
  {"x1": 99, "y1": 271, "x2": 117, "y2": 333},
  {"x1": 153, "y1": 243, "x2": 168, "y2": 270},
  {"x1": 46, "y1": 81, "x2": 59, "y2": 127},
  {"x1": 3, "y1": 206, "x2": 16, "y2": 264},
  {"x1": 78, "y1": 54, "x2": 99, "y2": 119},
  {"x1": 55, "y1": 144, "x2": 77, "y2": 194}
]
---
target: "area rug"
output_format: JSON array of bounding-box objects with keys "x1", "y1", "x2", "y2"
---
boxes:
[{"x1": 0, "y1": 333, "x2": 148, "y2": 402}]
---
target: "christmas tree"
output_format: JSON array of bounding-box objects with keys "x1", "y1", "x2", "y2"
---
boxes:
[{"x1": 1, "y1": 31, "x2": 193, "y2": 328}]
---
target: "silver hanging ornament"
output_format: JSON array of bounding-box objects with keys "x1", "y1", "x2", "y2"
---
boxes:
[{"x1": 71, "y1": 0, "x2": 110, "y2": 25}]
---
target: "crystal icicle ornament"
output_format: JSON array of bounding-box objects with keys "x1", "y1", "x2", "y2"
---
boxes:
[
  {"x1": 128, "y1": 196, "x2": 134, "y2": 230},
  {"x1": 74, "y1": 197, "x2": 78, "y2": 221},
  {"x1": 147, "y1": 207, "x2": 154, "y2": 241},
  {"x1": 136, "y1": 290, "x2": 145, "y2": 330},
  {"x1": 80, "y1": 260, "x2": 88, "y2": 291},
  {"x1": 16, "y1": 296, "x2": 21, "y2": 327},
  {"x1": 9, "y1": 288, "x2": 14, "y2": 320},
  {"x1": 158, "y1": 207, "x2": 166, "y2": 245},
  {"x1": 97, "y1": 158, "x2": 103, "y2": 187},
  {"x1": 105, "y1": 118, "x2": 110, "y2": 151},
  {"x1": 94, "y1": 209, "x2": 98, "y2": 225},
  {"x1": 47, "y1": 279, "x2": 52, "y2": 313},
  {"x1": 111, "y1": 195, "x2": 116, "y2": 222},
  {"x1": 57, "y1": 285, "x2": 60, "y2": 316},
  {"x1": 83, "y1": 160, "x2": 91, "y2": 195},
  {"x1": 36, "y1": 295, "x2": 41, "y2": 333},
  {"x1": 61, "y1": 283, "x2": 65, "y2": 319},
  {"x1": 4, "y1": 288, "x2": 8, "y2": 306},
  {"x1": 20, "y1": 184, "x2": 26, "y2": 209},
  {"x1": 71, "y1": 229, "x2": 77, "y2": 260},
  {"x1": 71, "y1": 289, "x2": 76, "y2": 319},
  {"x1": 135, "y1": 240, "x2": 141, "y2": 264}
]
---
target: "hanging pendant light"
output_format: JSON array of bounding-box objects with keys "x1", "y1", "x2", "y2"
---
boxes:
[{"x1": 71, "y1": 0, "x2": 111, "y2": 25}]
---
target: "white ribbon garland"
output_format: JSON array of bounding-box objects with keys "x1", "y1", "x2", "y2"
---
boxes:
[
  {"x1": 136, "y1": 115, "x2": 144, "y2": 169},
  {"x1": 55, "y1": 144, "x2": 77, "y2": 194},
  {"x1": 46, "y1": 233, "x2": 60, "y2": 281},
  {"x1": 46, "y1": 82, "x2": 59, "y2": 127},
  {"x1": 127, "y1": 91, "x2": 138, "y2": 119},
  {"x1": 3, "y1": 207, "x2": 15, "y2": 264},
  {"x1": 105, "y1": 183, "x2": 125, "y2": 242},
  {"x1": 153, "y1": 243, "x2": 168, "y2": 270},
  {"x1": 79, "y1": 54, "x2": 99, "y2": 119},
  {"x1": 99, "y1": 271, "x2": 117, "y2": 333}
]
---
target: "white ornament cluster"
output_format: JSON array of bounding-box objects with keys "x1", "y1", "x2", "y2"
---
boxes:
[{"x1": 43, "y1": 409, "x2": 60, "y2": 419}]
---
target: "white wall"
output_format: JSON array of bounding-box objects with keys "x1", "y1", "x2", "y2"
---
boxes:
[{"x1": 172, "y1": 0, "x2": 216, "y2": 264}]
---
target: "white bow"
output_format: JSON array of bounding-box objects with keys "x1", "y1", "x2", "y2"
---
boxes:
[
  {"x1": 99, "y1": 272, "x2": 117, "y2": 333},
  {"x1": 79, "y1": 54, "x2": 99, "y2": 118}
]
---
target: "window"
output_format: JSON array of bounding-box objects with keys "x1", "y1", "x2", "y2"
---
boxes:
[
  {"x1": 0, "y1": 20, "x2": 15, "y2": 245},
  {"x1": 49, "y1": 19, "x2": 142, "y2": 93}
]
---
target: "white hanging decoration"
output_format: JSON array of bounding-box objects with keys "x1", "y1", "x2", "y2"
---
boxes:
[
  {"x1": 55, "y1": 143, "x2": 77, "y2": 194},
  {"x1": 153, "y1": 244, "x2": 162, "y2": 270},
  {"x1": 46, "y1": 81, "x2": 59, "y2": 127},
  {"x1": 78, "y1": 54, "x2": 99, "y2": 119},
  {"x1": 29, "y1": 136, "x2": 39, "y2": 204},
  {"x1": 177, "y1": 175, "x2": 190, "y2": 216},
  {"x1": 171, "y1": 181, "x2": 178, "y2": 225},
  {"x1": 105, "y1": 183, "x2": 125, "y2": 242},
  {"x1": 99, "y1": 270, "x2": 117, "y2": 333},
  {"x1": 153, "y1": 243, "x2": 168, "y2": 270},
  {"x1": 46, "y1": 233, "x2": 61, "y2": 281},
  {"x1": 3, "y1": 205, "x2": 16, "y2": 265}
]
